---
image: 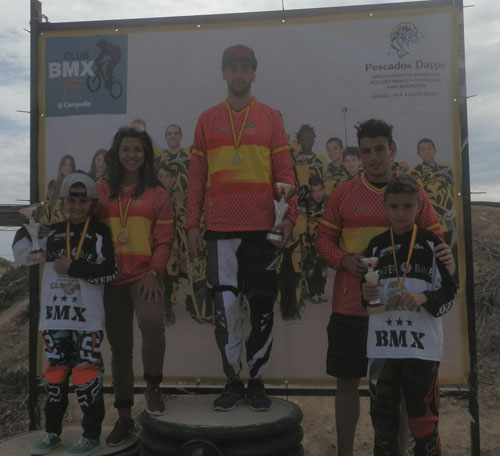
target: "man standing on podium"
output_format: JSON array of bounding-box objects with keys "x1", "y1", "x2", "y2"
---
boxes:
[{"x1": 187, "y1": 44, "x2": 296, "y2": 412}]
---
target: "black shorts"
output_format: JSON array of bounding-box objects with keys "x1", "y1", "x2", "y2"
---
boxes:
[{"x1": 326, "y1": 312, "x2": 369, "y2": 379}]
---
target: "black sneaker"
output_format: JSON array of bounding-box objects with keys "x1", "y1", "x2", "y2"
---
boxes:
[
  {"x1": 213, "y1": 379, "x2": 246, "y2": 411},
  {"x1": 247, "y1": 379, "x2": 271, "y2": 411}
]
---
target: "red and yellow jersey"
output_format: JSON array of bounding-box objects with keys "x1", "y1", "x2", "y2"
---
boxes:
[
  {"x1": 316, "y1": 173, "x2": 442, "y2": 316},
  {"x1": 187, "y1": 98, "x2": 296, "y2": 232},
  {"x1": 96, "y1": 182, "x2": 174, "y2": 285}
]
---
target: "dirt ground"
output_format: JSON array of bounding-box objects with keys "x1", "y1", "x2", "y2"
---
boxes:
[{"x1": 1, "y1": 205, "x2": 500, "y2": 454}]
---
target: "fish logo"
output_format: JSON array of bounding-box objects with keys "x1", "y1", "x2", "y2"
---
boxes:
[{"x1": 390, "y1": 22, "x2": 423, "y2": 58}]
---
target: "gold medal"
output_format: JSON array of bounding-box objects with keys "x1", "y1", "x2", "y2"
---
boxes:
[
  {"x1": 64, "y1": 283, "x2": 76, "y2": 295},
  {"x1": 232, "y1": 153, "x2": 243, "y2": 165},
  {"x1": 118, "y1": 231, "x2": 129, "y2": 244}
]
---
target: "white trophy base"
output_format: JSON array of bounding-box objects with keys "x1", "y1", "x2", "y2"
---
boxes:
[
  {"x1": 266, "y1": 232, "x2": 283, "y2": 242},
  {"x1": 367, "y1": 301, "x2": 384, "y2": 315}
]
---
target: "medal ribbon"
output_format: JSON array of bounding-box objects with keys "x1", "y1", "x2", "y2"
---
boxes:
[
  {"x1": 118, "y1": 188, "x2": 134, "y2": 228},
  {"x1": 225, "y1": 99, "x2": 251, "y2": 150},
  {"x1": 66, "y1": 217, "x2": 90, "y2": 260},
  {"x1": 390, "y1": 224, "x2": 418, "y2": 291}
]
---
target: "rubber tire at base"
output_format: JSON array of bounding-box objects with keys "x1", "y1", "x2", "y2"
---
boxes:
[
  {"x1": 141, "y1": 399, "x2": 303, "y2": 441},
  {"x1": 140, "y1": 400, "x2": 304, "y2": 456},
  {"x1": 140, "y1": 425, "x2": 303, "y2": 456},
  {"x1": 139, "y1": 441, "x2": 304, "y2": 456}
]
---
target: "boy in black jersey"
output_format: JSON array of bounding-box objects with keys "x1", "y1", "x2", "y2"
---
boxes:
[
  {"x1": 13, "y1": 173, "x2": 116, "y2": 456},
  {"x1": 361, "y1": 175, "x2": 456, "y2": 456}
]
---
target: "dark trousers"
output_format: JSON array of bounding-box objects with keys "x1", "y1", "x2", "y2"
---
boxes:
[{"x1": 369, "y1": 358, "x2": 441, "y2": 456}]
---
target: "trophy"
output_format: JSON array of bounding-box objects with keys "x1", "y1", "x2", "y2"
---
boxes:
[
  {"x1": 19, "y1": 205, "x2": 43, "y2": 263},
  {"x1": 266, "y1": 183, "x2": 294, "y2": 242},
  {"x1": 361, "y1": 257, "x2": 384, "y2": 315}
]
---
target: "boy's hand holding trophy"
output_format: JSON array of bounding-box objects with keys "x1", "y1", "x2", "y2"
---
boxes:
[
  {"x1": 19, "y1": 204, "x2": 44, "y2": 263},
  {"x1": 266, "y1": 183, "x2": 295, "y2": 243},
  {"x1": 361, "y1": 256, "x2": 384, "y2": 315}
]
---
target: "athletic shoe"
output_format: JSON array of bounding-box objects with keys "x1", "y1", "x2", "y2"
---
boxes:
[
  {"x1": 145, "y1": 383, "x2": 166, "y2": 415},
  {"x1": 106, "y1": 418, "x2": 135, "y2": 447},
  {"x1": 247, "y1": 379, "x2": 271, "y2": 411},
  {"x1": 64, "y1": 437, "x2": 101, "y2": 456},
  {"x1": 318, "y1": 293, "x2": 328, "y2": 303},
  {"x1": 213, "y1": 379, "x2": 246, "y2": 411},
  {"x1": 30, "y1": 433, "x2": 61, "y2": 455}
]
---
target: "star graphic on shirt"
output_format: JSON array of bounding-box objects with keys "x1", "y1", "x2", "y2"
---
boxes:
[
  {"x1": 396, "y1": 318, "x2": 404, "y2": 326},
  {"x1": 72, "y1": 296, "x2": 78, "y2": 303},
  {"x1": 52, "y1": 295, "x2": 57, "y2": 302},
  {"x1": 386, "y1": 318, "x2": 393, "y2": 326},
  {"x1": 61, "y1": 295, "x2": 68, "y2": 302},
  {"x1": 406, "y1": 319, "x2": 413, "y2": 326}
]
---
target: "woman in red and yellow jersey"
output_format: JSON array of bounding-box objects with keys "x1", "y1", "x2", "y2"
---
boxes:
[{"x1": 96, "y1": 126, "x2": 173, "y2": 446}]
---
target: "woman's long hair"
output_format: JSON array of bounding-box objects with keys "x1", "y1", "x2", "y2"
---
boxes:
[
  {"x1": 48, "y1": 154, "x2": 76, "y2": 203},
  {"x1": 88, "y1": 148, "x2": 107, "y2": 181},
  {"x1": 105, "y1": 126, "x2": 158, "y2": 199}
]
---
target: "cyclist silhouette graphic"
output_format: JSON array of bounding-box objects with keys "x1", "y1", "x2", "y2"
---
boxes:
[{"x1": 86, "y1": 38, "x2": 123, "y2": 99}]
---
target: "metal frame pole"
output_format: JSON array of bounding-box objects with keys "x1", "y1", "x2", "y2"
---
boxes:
[
  {"x1": 28, "y1": 0, "x2": 42, "y2": 431},
  {"x1": 455, "y1": 0, "x2": 481, "y2": 454}
]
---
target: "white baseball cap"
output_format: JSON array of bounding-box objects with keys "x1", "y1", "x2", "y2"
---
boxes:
[{"x1": 60, "y1": 173, "x2": 98, "y2": 199}]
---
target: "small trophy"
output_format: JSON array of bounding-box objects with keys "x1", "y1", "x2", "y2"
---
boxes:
[
  {"x1": 361, "y1": 257, "x2": 384, "y2": 315},
  {"x1": 267, "y1": 183, "x2": 294, "y2": 242},
  {"x1": 19, "y1": 205, "x2": 43, "y2": 263}
]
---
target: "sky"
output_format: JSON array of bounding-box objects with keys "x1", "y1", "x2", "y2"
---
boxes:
[{"x1": 0, "y1": 0, "x2": 498, "y2": 259}]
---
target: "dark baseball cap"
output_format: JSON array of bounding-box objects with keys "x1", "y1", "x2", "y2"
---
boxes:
[{"x1": 221, "y1": 44, "x2": 257, "y2": 71}]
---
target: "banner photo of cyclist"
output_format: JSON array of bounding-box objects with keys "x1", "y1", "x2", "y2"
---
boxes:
[
  {"x1": 36, "y1": 1, "x2": 469, "y2": 385},
  {"x1": 45, "y1": 35, "x2": 127, "y2": 116}
]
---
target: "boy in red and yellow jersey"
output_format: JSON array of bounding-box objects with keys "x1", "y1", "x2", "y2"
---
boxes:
[
  {"x1": 187, "y1": 44, "x2": 296, "y2": 412},
  {"x1": 316, "y1": 119, "x2": 454, "y2": 456}
]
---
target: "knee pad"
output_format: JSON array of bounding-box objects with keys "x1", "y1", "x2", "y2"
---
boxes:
[
  {"x1": 44, "y1": 364, "x2": 70, "y2": 385},
  {"x1": 408, "y1": 415, "x2": 438, "y2": 439},
  {"x1": 72, "y1": 361, "x2": 103, "y2": 386}
]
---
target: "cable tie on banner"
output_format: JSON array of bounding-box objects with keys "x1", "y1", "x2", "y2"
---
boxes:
[{"x1": 281, "y1": 0, "x2": 286, "y2": 23}]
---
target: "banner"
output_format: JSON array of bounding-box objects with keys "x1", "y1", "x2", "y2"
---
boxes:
[{"x1": 38, "y1": 1, "x2": 468, "y2": 385}]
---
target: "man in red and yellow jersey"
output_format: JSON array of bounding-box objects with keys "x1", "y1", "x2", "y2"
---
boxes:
[
  {"x1": 316, "y1": 119, "x2": 453, "y2": 456},
  {"x1": 187, "y1": 44, "x2": 296, "y2": 412}
]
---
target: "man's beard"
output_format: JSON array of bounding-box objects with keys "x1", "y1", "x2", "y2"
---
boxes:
[{"x1": 228, "y1": 80, "x2": 251, "y2": 97}]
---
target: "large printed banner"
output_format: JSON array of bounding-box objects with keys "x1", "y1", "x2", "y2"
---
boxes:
[{"x1": 38, "y1": 1, "x2": 468, "y2": 385}]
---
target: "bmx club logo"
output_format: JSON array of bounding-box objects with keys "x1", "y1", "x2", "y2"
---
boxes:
[
  {"x1": 45, "y1": 35, "x2": 127, "y2": 117},
  {"x1": 389, "y1": 22, "x2": 423, "y2": 58},
  {"x1": 86, "y1": 38, "x2": 123, "y2": 99}
]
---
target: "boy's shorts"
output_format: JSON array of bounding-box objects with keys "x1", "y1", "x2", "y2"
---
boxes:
[{"x1": 326, "y1": 312, "x2": 369, "y2": 378}]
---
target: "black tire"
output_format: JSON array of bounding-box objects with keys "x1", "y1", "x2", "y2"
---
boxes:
[
  {"x1": 140, "y1": 400, "x2": 303, "y2": 442},
  {"x1": 178, "y1": 439, "x2": 224, "y2": 456},
  {"x1": 113, "y1": 440, "x2": 140, "y2": 456},
  {"x1": 139, "y1": 445, "x2": 157, "y2": 456},
  {"x1": 86, "y1": 73, "x2": 101, "y2": 92},
  {"x1": 110, "y1": 80, "x2": 123, "y2": 99},
  {"x1": 217, "y1": 427, "x2": 303, "y2": 456},
  {"x1": 140, "y1": 424, "x2": 303, "y2": 456}
]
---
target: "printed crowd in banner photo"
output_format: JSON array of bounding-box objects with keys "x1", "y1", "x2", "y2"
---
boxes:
[{"x1": 42, "y1": 117, "x2": 456, "y2": 326}]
